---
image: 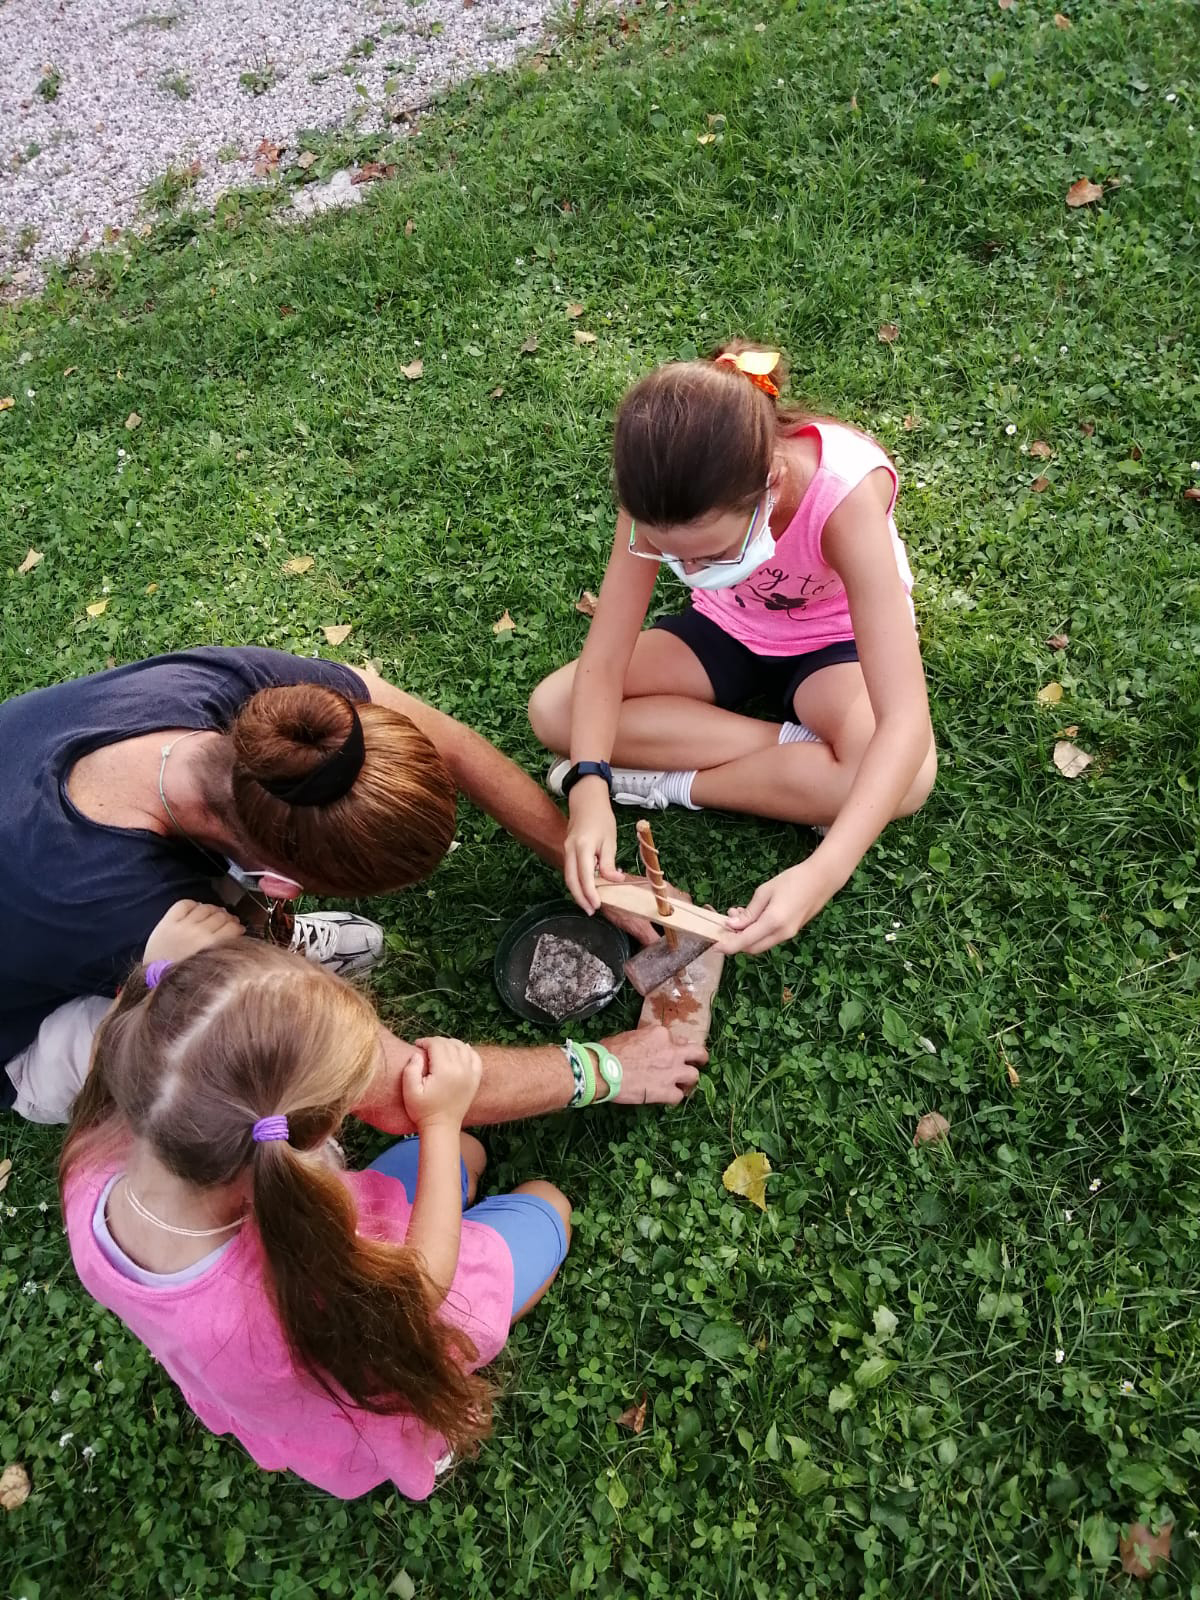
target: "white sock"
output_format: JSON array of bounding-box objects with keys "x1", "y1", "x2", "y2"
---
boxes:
[
  {"x1": 778, "y1": 721, "x2": 823, "y2": 746},
  {"x1": 661, "y1": 769, "x2": 699, "y2": 809}
]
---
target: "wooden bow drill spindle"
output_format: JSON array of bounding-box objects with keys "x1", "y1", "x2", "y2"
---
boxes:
[
  {"x1": 614, "y1": 819, "x2": 717, "y2": 996},
  {"x1": 636, "y1": 819, "x2": 678, "y2": 951}
]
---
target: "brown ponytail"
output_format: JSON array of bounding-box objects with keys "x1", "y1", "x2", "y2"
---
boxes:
[
  {"x1": 226, "y1": 684, "x2": 457, "y2": 896},
  {"x1": 613, "y1": 341, "x2": 810, "y2": 528},
  {"x1": 61, "y1": 944, "x2": 493, "y2": 1453}
]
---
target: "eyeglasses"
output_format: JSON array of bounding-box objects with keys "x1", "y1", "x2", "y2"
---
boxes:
[{"x1": 628, "y1": 493, "x2": 769, "y2": 569}]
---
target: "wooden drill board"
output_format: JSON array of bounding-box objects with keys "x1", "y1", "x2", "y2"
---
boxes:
[{"x1": 595, "y1": 882, "x2": 730, "y2": 939}]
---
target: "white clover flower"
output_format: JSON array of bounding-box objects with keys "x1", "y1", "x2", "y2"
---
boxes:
[
  {"x1": 1166, "y1": 92, "x2": 1177, "y2": 103},
  {"x1": 1055, "y1": 1348, "x2": 1065, "y2": 1364},
  {"x1": 1059, "y1": 345, "x2": 1068, "y2": 355},
  {"x1": 1005, "y1": 423, "x2": 1017, "y2": 436},
  {"x1": 26, "y1": 388, "x2": 35, "y2": 399},
  {"x1": 1121, "y1": 1379, "x2": 1135, "y2": 1395},
  {"x1": 6, "y1": 1205, "x2": 16, "y2": 1217},
  {"x1": 884, "y1": 931, "x2": 897, "y2": 943},
  {"x1": 1192, "y1": 461, "x2": 1200, "y2": 472},
  {"x1": 92, "y1": 1361, "x2": 103, "y2": 1375},
  {"x1": 82, "y1": 1445, "x2": 96, "y2": 1462},
  {"x1": 1064, "y1": 1208, "x2": 1074, "y2": 1221},
  {"x1": 1089, "y1": 1177, "x2": 1101, "y2": 1193},
  {"x1": 58, "y1": 1431, "x2": 74, "y2": 1448},
  {"x1": 50, "y1": 1388, "x2": 60, "y2": 1403},
  {"x1": 37, "y1": 1201, "x2": 48, "y2": 1212}
]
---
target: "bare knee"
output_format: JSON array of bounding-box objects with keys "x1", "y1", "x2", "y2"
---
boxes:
[
  {"x1": 895, "y1": 742, "x2": 938, "y2": 819},
  {"x1": 460, "y1": 1132, "x2": 487, "y2": 1202},
  {"x1": 528, "y1": 665, "x2": 575, "y2": 753},
  {"x1": 513, "y1": 1179, "x2": 573, "y2": 1247}
]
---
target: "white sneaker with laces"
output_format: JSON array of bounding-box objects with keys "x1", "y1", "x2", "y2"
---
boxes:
[
  {"x1": 289, "y1": 912, "x2": 384, "y2": 978},
  {"x1": 546, "y1": 758, "x2": 672, "y2": 811}
]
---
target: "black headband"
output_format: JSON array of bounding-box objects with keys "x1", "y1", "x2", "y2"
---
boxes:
[{"x1": 261, "y1": 707, "x2": 366, "y2": 807}]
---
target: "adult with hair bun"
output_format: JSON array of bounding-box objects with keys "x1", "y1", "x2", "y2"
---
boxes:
[
  {"x1": 1, "y1": 645, "x2": 702, "y2": 1126},
  {"x1": 529, "y1": 341, "x2": 938, "y2": 955}
]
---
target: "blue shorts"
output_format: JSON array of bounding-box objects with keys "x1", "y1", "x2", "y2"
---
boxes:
[{"x1": 367, "y1": 1139, "x2": 568, "y2": 1319}]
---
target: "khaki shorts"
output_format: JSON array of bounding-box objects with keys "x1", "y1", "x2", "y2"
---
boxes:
[{"x1": 4, "y1": 995, "x2": 113, "y2": 1124}]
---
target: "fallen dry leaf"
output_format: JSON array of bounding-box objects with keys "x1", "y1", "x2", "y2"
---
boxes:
[
  {"x1": 322, "y1": 624, "x2": 353, "y2": 646},
  {"x1": 0, "y1": 1157, "x2": 10, "y2": 1192},
  {"x1": 930, "y1": 71, "x2": 945, "y2": 86},
  {"x1": 254, "y1": 139, "x2": 283, "y2": 177},
  {"x1": 998, "y1": 0, "x2": 1013, "y2": 8},
  {"x1": 1053, "y1": 11, "x2": 1071, "y2": 26},
  {"x1": 1080, "y1": 420, "x2": 1095, "y2": 436},
  {"x1": 0, "y1": 1463, "x2": 30, "y2": 1512},
  {"x1": 145, "y1": 582, "x2": 158, "y2": 594},
  {"x1": 278, "y1": 305, "x2": 293, "y2": 318},
  {"x1": 400, "y1": 359, "x2": 424, "y2": 381},
  {"x1": 566, "y1": 302, "x2": 584, "y2": 319},
  {"x1": 903, "y1": 413, "x2": 920, "y2": 431},
  {"x1": 1053, "y1": 739, "x2": 1094, "y2": 778},
  {"x1": 1047, "y1": 632, "x2": 1069, "y2": 650},
  {"x1": 1006, "y1": 1060, "x2": 1021, "y2": 1087},
  {"x1": 17, "y1": 548, "x2": 43, "y2": 574},
  {"x1": 85, "y1": 598, "x2": 108, "y2": 618},
  {"x1": 105, "y1": 656, "x2": 116, "y2": 670},
  {"x1": 351, "y1": 161, "x2": 397, "y2": 185},
  {"x1": 877, "y1": 322, "x2": 900, "y2": 343},
  {"x1": 63, "y1": 366, "x2": 77, "y2": 377},
  {"x1": 722, "y1": 1151, "x2": 772, "y2": 1211},
  {"x1": 404, "y1": 217, "x2": 415, "y2": 236},
  {"x1": 492, "y1": 610, "x2": 516, "y2": 635},
  {"x1": 576, "y1": 590, "x2": 599, "y2": 617},
  {"x1": 296, "y1": 150, "x2": 316, "y2": 169},
  {"x1": 617, "y1": 1395, "x2": 648, "y2": 1434},
  {"x1": 489, "y1": 385, "x2": 504, "y2": 399},
  {"x1": 282, "y1": 555, "x2": 314, "y2": 575},
  {"x1": 1056, "y1": 723, "x2": 1079, "y2": 738},
  {"x1": 1184, "y1": 487, "x2": 1200, "y2": 503},
  {"x1": 1037, "y1": 682, "x2": 1064, "y2": 706},
  {"x1": 520, "y1": 335, "x2": 539, "y2": 355},
  {"x1": 1066, "y1": 178, "x2": 1103, "y2": 207},
  {"x1": 1120, "y1": 1522, "x2": 1172, "y2": 1579},
  {"x1": 913, "y1": 1111, "x2": 950, "y2": 1146},
  {"x1": 1031, "y1": 475, "x2": 1050, "y2": 492},
  {"x1": 573, "y1": 330, "x2": 598, "y2": 345},
  {"x1": 1029, "y1": 440, "x2": 1052, "y2": 459},
  {"x1": 124, "y1": 411, "x2": 141, "y2": 430},
  {"x1": 0, "y1": 397, "x2": 14, "y2": 411},
  {"x1": 697, "y1": 132, "x2": 716, "y2": 145}
]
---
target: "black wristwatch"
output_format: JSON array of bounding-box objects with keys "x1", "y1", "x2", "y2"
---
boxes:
[{"x1": 561, "y1": 760, "x2": 614, "y2": 797}]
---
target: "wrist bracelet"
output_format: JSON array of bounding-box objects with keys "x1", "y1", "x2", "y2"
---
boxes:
[{"x1": 564, "y1": 1040, "x2": 623, "y2": 1110}]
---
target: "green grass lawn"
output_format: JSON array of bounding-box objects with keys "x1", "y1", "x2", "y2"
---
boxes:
[{"x1": 3, "y1": 0, "x2": 1200, "y2": 1594}]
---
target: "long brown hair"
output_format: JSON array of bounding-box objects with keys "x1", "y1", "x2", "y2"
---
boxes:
[
  {"x1": 210, "y1": 683, "x2": 457, "y2": 896},
  {"x1": 61, "y1": 943, "x2": 492, "y2": 1453},
  {"x1": 613, "y1": 340, "x2": 811, "y2": 527}
]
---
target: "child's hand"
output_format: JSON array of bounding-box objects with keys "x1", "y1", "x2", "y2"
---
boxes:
[
  {"x1": 564, "y1": 782, "x2": 623, "y2": 913},
  {"x1": 719, "y1": 861, "x2": 836, "y2": 956},
  {"x1": 402, "y1": 1038, "x2": 482, "y2": 1130},
  {"x1": 144, "y1": 900, "x2": 246, "y2": 965}
]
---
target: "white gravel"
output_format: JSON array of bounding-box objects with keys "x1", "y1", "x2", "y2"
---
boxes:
[{"x1": 0, "y1": 0, "x2": 561, "y2": 278}]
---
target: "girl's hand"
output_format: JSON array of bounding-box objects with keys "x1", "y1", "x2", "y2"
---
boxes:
[
  {"x1": 402, "y1": 1037, "x2": 483, "y2": 1130},
  {"x1": 563, "y1": 779, "x2": 623, "y2": 913},
  {"x1": 719, "y1": 862, "x2": 836, "y2": 956},
  {"x1": 144, "y1": 900, "x2": 246, "y2": 965}
]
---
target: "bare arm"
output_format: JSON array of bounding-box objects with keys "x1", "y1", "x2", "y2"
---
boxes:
[
  {"x1": 351, "y1": 1022, "x2": 705, "y2": 1133},
  {"x1": 405, "y1": 1121, "x2": 464, "y2": 1296},
  {"x1": 354, "y1": 666, "x2": 570, "y2": 870}
]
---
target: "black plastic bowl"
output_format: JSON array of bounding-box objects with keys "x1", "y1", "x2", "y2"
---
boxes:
[{"x1": 493, "y1": 901, "x2": 630, "y2": 1026}]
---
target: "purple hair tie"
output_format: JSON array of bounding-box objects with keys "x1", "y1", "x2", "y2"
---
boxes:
[
  {"x1": 252, "y1": 1115, "x2": 289, "y2": 1144},
  {"x1": 144, "y1": 960, "x2": 173, "y2": 990}
]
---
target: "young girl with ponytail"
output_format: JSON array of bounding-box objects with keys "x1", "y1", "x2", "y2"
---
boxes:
[
  {"x1": 60, "y1": 903, "x2": 571, "y2": 1499},
  {"x1": 528, "y1": 343, "x2": 937, "y2": 957}
]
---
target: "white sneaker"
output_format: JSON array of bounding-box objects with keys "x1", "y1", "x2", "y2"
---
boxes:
[
  {"x1": 546, "y1": 757, "x2": 672, "y2": 810},
  {"x1": 289, "y1": 912, "x2": 384, "y2": 978}
]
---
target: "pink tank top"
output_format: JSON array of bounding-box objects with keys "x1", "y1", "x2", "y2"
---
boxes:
[{"x1": 691, "y1": 420, "x2": 914, "y2": 656}]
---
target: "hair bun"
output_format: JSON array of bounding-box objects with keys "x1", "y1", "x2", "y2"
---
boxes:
[{"x1": 233, "y1": 685, "x2": 356, "y2": 794}]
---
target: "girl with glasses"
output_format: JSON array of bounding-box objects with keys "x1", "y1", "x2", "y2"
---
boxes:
[{"x1": 528, "y1": 342, "x2": 936, "y2": 957}]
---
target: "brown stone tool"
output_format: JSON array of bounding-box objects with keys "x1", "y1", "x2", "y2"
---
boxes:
[{"x1": 617, "y1": 820, "x2": 720, "y2": 997}]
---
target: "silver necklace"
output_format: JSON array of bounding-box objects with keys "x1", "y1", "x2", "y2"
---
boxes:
[
  {"x1": 158, "y1": 734, "x2": 277, "y2": 923},
  {"x1": 118, "y1": 1177, "x2": 243, "y2": 1239}
]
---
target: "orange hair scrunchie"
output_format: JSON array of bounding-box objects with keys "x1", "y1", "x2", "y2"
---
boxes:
[{"x1": 714, "y1": 349, "x2": 781, "y2": 399}]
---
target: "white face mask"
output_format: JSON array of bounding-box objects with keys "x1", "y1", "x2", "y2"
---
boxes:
[{"x1": 662, "y1": 489, "x2": 776, "y2": 591}]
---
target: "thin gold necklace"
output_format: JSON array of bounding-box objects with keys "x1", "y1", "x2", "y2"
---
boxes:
[{"x1": 118, "y1": 1177, "x2": 243, "y2": 1239}]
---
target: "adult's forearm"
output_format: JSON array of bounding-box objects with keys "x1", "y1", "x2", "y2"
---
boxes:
[{"x1": 465, "y1": 1043, "x2": 574, "y2": 1124}]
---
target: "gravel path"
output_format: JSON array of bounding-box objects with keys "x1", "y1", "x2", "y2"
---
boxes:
[{"x1": 0, "y1": 0, "x2": 562, "y2": 279}]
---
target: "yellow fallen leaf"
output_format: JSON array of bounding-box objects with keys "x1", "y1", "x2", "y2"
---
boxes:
[
  {"x1": 489, "y1": 385, "x2": 504, "y2": 399},
  {"x1": 125, "y1": 411, "x2": 142, "y2": 430},
  {"x1": 296, "y1": 150, "x2": 316, "y2": 169},
  {"x1": 86, "y1": 598, "x2": 108, "y2": 618},
  {"x1": 400, "y1": 359, "x2": 423, "y2": 381},
  {"x1": 0, "y1": 1462, "x2": 30, "y2": 1512},
  {"x1": 492, "y1": 609, "x2": 516, "y2": 634},
  {"x1": 145, "y1": 581, "x2": 158, "y2": 594},
  {"x1": 1053, "y1": 739, "x2": 1094, "y2": 778},
  {"x1": 1056, "y1": 723, "x2": 1079, "y2": 738},
  {"x1": 0, "y1": 397, "x2": 14, "y2": 411},
  {"x1": 573, "y1": 330, "x2": 598, "y2": 345},
  {"x1": 404, "y1": 217, "x2": 415, "y2": 236},
  {"x1": 63, "y1": 366, "x2": 77, "y2": 377},
  {"x1": 17, "y1": 548, "x2": 43, "y2": 574},
  {"x1": 566, "y1": 302, "x2": 584, "y2": 319},
  {"x1": 1053, "y1": 11, "x2": 1071, "y2": 26},
  {"x1": 697, "y1": 132, "x2": 716, "y2": 145},
  {"x1": 722, "y1": 1151, "x2": 771, "y2": 1211},
  {"x1": 1037, "y1": 682, "x2": 1064, "y2": 705},
  {"x1": 322, "y1": 624, "x2": 353, "y2": 646},
  {"x1": 0, "y1": 1157, "x2": 10, "y2": 1192},
  {"x1": 1006, "y1": 1061, "x2": 1021, "y2": 1087},
  {"x1": 930, "y1": 71, "x2": 945, "y2": 86},
  {"x1": 282, "y1": 556, "x2": 314, "y2": 575}
]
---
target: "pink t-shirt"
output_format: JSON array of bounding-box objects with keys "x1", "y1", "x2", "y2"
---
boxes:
[
  {"x1": 691, "y1": 420, "x2": 914, "y2": 656},
  {"x1": 64, "y1": 1165, "x2": 514, "y2": 1500}
]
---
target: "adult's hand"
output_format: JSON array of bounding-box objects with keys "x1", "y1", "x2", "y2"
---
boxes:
[{"x1": 599, "y1": 1024, "x2": 706, "y2": 1106}]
